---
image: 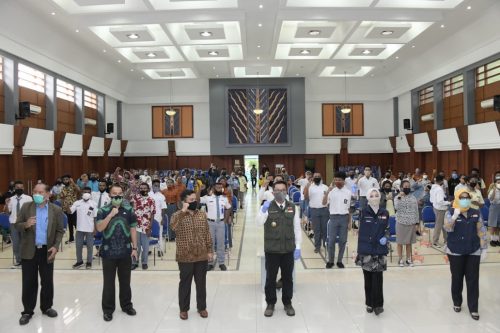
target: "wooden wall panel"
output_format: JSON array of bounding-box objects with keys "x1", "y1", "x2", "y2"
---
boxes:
[
  {"x1": 443, "y1": 93, "x2": 464, "y2": 129},
  {"x1": 475, "y1": 80, "x2": 500, "y2": 123},
  {"x1": 57, "y1": 98, "x2": 75, "y2": 133},
  {"x1": 60, "y1": 156, "x2": 84, "y2": 179},
  {"x1": 419, "y1": 103, "x2": 434, "y2": 133},
  {"x1": 347, "y1": 153, "x2": 393, "y2": 173},
  {"x1": 393, "y1": 152, "x2": 412, "y2": 174},
  {"x1": 322, "y1": 103, "x2": 364, "y2": 136},
  {"x1": 18, "y1": 87, "x2": 46, "y2": 129},
  {"x1": 152, "y1": 105, "x2": 194, "y2": 138},
  {"x1": 322, "y1": 104, "x2": 334, "y2": 136},
  {"x1": 0, "y1": 155, "x2": 11, "y2": 194},
  {"x1": 438, "y1": 150, "x2": 461, "y2": 175},
  {"x1": 479, "y1": 149, "x2": 500, "y2": 185}
]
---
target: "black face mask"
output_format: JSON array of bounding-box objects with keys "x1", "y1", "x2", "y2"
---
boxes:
[
  {"x1": 188, "y1": 201, "x2": 198, "y2": 211},
  {"x1": 350, "y1": 175, "x2": 354, "y2": 179},
  {"x1": 402, "y1": 188, "x2": 411, "y2": 195},
  {"x1": 469, "y1": 182, "x2": 477, "y2": 188},
  {"x1": 63, "y1": 181, "x2": 70, "y2": 186},
  {"x1": 268, "y1": 181, "x2": 274, "y2": 187},
  {"x1": 56, "y1": 181, "x2": 62, "y2": 185},
  {"x1": 313, "y1": 178, "x2": 321, "y2": 184},
  {"x1": 140, "y1": 190, "x2": 149, "y2": 196},
  {"x1": 15, "y1": 189, "x2": 24, "y2": 196},
  {"x1": 384, "y1": 188, "x2": 391, "y2": 193},
  {"x1": 99, "y1": 188, "x2": 106, "y2": 193},
  {"x1": 90, "y1": 177, "x2": 97, "y2": 181},
  {"x1": 214, "y1": 190, "x2": 223, "y2": 196}
]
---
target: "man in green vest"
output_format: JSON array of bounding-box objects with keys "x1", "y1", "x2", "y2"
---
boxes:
[{"x1": 256, "y1": 180, "x2": 302, "y2": 317}]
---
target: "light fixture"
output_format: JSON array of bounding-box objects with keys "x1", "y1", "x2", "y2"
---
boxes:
[
  {"x1": 141, "y1": 77, "x2": 145, "y2": 80},
  {"x1": 208, "y1": 51, "x2": 219, "y2": 56},
  {"x1": 75, "y1": 29, "x2": 79, "y2": 33},
  {"x1": 253, "y1": 72, "x2": 263, "y2": 115},
  {"x1": 257, "y1": 56, "x2": 261, "y2": 60},
  {"x1": 117, "y1": 59, "x2": 121, "y2": 63},
  {"x1": 257, "y1": 45, "x2": 261, "y2": 48},
  {"x1": 127, "y1": 33, "x2": 140, "y2": 39},
  {"x1": 146, "y1": 52, "x2": 157, "y2": 58},
  {"x1": 165, "y1": 74, "x2": 176, "y2": 117},
  {"x1": 395, "y1": 56, "x2": 399, "y2": 59},
  {"x1": 467, "y1": 5, "x2": 471, "y2": 10},
  {"x1": 258, "y1": 23, "x2": 263, "y2": 27},
  {"x1": 411, "y1": 45, "x2": 415, "y2": 48},
  {"x1": 362, "y1": 49, "x2": 371, "y2": 55},
  {"x1": 308, "y1": 30, "x2": 321, "y2": 36},
  {"x1": 341, "y1": 71, "x2": 351, "y2": 114},
  {"x1": 440, "y1": 24, "x2": 445, "y2": 28},
  {"x1": 259, "y1": 4, "x2": 263, "y2": 9},
  {"x1": 103, "y1": 49, "x2": 107, "y2": 53},
  {"x1": 200, "y1": 31, "x2": 213, "y2": 37},
  {"x1": 51, "y1": 12, "x2": 56, "y2": 16},
  {"x1": 130, "y1": 69, "x2": 134, "y2": 72},
  {"x1": 299, "y1": 49, "x2": 311, "y2": 55},
  {"x1": 381, "y1": 30, "x2": 393, "y2": 36}
]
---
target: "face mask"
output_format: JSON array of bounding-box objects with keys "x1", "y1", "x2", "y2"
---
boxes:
[
  {"x1": 111, "y1": 196, "x2": 123, "y2": 207},
  {"x1": 153, "y1": 186, "x2": 160, "y2": 193},
  {"x1": 459, "y1": 198, "x2": 471, "y2": 209},
  {"x1": 402, "y1": 188, "x2": 411, "y2": 195},
  {"x1": 368, "y1": 197, "x2": 381, "y2": 206},
  {"x1": 140, "y1": 190, "x2": 149, "y2": 196},
  {"x1": 56, "y1": 181, "x2": 62, "y2": 185},
  {"x1": 90, "y1": 177, "x2": 97, "y2": 181},
  {"x1": 384, "y1": 188, "x2": 391, "y2": 193},
  {"x1": 268, "y1": 181, "x2": 274, "y2": 187},
  {"x1": 33, "y1": 194, "x2": 45, "y2": 205},
  {"x1": 385, "y1": 175, "x2": 390, "y2": 179},
  {"x1": 274, "y1": 192, "x2": 286, "y2": 202},
  {"x1": 15, "y1": 189, "x2": 24, "y2": 196},
  {"x1": 221, "y1": 172, "x2": 227, "y2": 176},
  {"x1": 350, "y1": 175, "x2": 354, "y2": 179},
  {"x1": 99, "y1": 188, "x2": 106, "y2": 193},
  {"x1": 452, "y1": 173, "x2": 458, "y2": 179},
  {"x1": 188, "y1": 201, "x2": 198, "y2": 211},
  {"x1": 144, "y1": 172, "x2": 148, "y2": 176},
  {"x1": 63, "y1": 181, "x2": 70, "y2": 186},
  {"x1": 82, "y1": 193, "x2": 91, "y2": 201},
  {"x1": 214, "y1": 190, "x2": 223, "y2": 196},
  {"x1": 422, "y1": 175, "x2": 428, "y2": 180},
  {"x1": 496, "y1": 183, "x2": 500, "y2": 190},
  {"x1": 313, "y1": 177, "x2": 321, "y2": 184},
  {"x1": 469, "y1": 182, "x2": 477, "y2": 188}
]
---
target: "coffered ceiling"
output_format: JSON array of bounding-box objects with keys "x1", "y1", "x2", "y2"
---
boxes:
[{"x1": 14, "y1": 0, "x2": 497, "y2": 81}]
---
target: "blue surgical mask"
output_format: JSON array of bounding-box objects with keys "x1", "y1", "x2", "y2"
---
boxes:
[
  {"x1": 33, "y1": 194, "x2": 44, "y2": 205},
  {"x1": 459, "y1": 198, "x2": 471, "y2": 209},
  {"x1": 451, "y1": 173, "x2": 458, "y2": 179}
]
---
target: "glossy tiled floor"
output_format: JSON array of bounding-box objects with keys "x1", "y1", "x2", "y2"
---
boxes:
[{"x1": 1, "y1": 190, "x2": 500, "y2": 332}]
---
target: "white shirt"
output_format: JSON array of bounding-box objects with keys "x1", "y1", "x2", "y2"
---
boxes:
[
  {"x1": 140, "y1": 175, "x2": 152, "y2": 187},
  {"x1": 358, "y1": 176, "x2": 380, "y2": 197},
  {"x1": 259, "y1": 187, "x2": 275, "y2": 202},
  {"x1": 430, "y1": 184, "x2": 450, "y2": 211},
  {"x1": 344, "y1": 177, "x2": 357, "y2": 198},
  {"x1": 200, "y1": 195, "x2": 231, "y2": 220},
  {"x1": 307, "y1": 183, "x2": 329, "y2": 208},
  {"x1": 392, "y1": 179, "x2": 402, "y2": 192},
  {"x1": 7, "y1": 194, "x2": 33, "y2": 224},
  {"x1": 326, "y1": 187, "x2": 352, "y2": 215},
  {"x1": 91, "y1": 191, "x2": 110, "y2": 209},
  {"x1": 297, "y1": 178, "x2": 309, "y2": 200},
  {"x1": 256, "y1": 201, "x2": 302, "y2": 249},
  {"x1": 70, "y1": 199, "x2": 97, "y2": 232},
  {"x1": 149, "y1": 191, "x2": 167, "y2": 222}
]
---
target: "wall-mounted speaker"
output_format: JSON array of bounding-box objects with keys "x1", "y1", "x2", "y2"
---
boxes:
[
  {"x1": 17, "y1": 101, "x2": 31, "y2": 119},
  {"x1": 403, "y1": 118, "x2": 412, "y2": 130},
  {"x1": 105, "y1": 123, "x2": 114, "y2": 134}
]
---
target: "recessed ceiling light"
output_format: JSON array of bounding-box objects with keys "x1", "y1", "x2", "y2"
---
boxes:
[
  {"x1": 395, "y1": 56, "x2": 399, "y2": 59},
  {"x1": 370, "y1": 74, "x2": 375, "y2": 77},
  {"x1": 51, "y1": 12, "x2": 56, "y2": 16},
  {"x1": 296, "y1": 73, "x2": 300, "y2": 76},
  {"x1": 141, "y1": 77, "x2": 144, "y2": 80},
  {"x1": 212, "y1": 66, "x2": 216, "y2": 70},
  {"x1": 259, "y1": 4, "x2": 263, "y2": 9},
  {"x1": 208, "y1": 51, "x2": 219, "y2": 56},
  {"x1": 75, "y1": 29, "x2": 79, "y2": 33},
  {"x1": 103, "y1": 49, "x2": 107, "y2": 53},
  {"x1": 117, "y1": 59, "x2": 121, "y2": 63},
  {"x1": 467, "y1": 5, "x2": 471, "y2": 10},
  {"x1": 381, "y1": 30, "x2": 394, "y2": 36},
  {"x1": 257, "y1": 45, "x2": 261, "y2": 48},
  {"x1": 411, "y1": 45, "x2": 415, "y2": 48},
  {"x1": 127, "y1": 33, "x2": 140, "y2": 39},
  {"x1": 216, "y1": 74, "x2": 219, "y2": 78},
  {"x1": 308, "y1": 30, "x2": 321, "y2": 36},
  {"x1": 200, "y1": 31, "x2": 213, "y2": 37},
  {"x1": 130, "y1": 69, "x2": 134, "y2": 72},
  {"x1": 257, "y1": 56, "x2": 261, "y2": 60},
  {"x1": 258, "y1": 23, "x2": 263, "y2": 27},
  {"x1": 362, "y1": 49, "x2": 371, "y2": 55},
  {"x1": 299, "y1": 49, "x2": 311, "y2": 55},
  {"x1": 440, "y1": 24, "x2": 445, "y2": 28},
  {"x1": 146, "y1": 52, "x2": 157, "y2": 58}
]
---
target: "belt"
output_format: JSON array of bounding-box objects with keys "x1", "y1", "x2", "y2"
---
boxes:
[
  {"x1": 207, "y1": 218, "x2": 223, "y2": 222},
  {"x1": 331, "y1": 214, "x2": 349, "y2": 216},
  {"x1": 36, "y1": 245, "x2": 47, "y2": 249},
  {"x1": 167, "y1": 202, "x2": 177, "y2": 205}
]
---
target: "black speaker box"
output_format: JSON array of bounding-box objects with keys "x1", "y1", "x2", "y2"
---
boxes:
[
  {"x1": 106, "y1": 123, "x2": 114, "y2": 134},
  {"x1": 403, "y1": 118, "x2": 412, "y2": 130}
]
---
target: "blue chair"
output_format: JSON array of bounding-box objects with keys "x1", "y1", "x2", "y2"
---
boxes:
[
  {"x1": 292, "y1": 191, "x2": 301, "y2": 205},
  {"x1": 480, "y1": 206, "x2": 489, "y2": 223},
  {"x1": 289, "y1": 175, "x2": 296, "y2": 182},
  {"x1": 149, "y1": 220, "x2": 161, "y2": 266},
  {"x1": 388, "y1": 216, "x2": 397, "y2": 262},
  {"x1": 0, "y1": 213, "x2": 11, "y2": 252},
  {"x1": 422, "y1": 206, "x2": 436, "y2": 243}
]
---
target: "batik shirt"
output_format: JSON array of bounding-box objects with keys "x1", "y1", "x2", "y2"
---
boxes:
[
  {"x1": 131, "y1": 194, "x2": 156, "y2": 233},
  {"x1": 96, "y1": 203, "x2": 137, "y2": 259}
]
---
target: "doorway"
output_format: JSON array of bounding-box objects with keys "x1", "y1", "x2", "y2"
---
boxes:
[{"x1": 244, "y1": 155, "x2": 259, "y2": 188}]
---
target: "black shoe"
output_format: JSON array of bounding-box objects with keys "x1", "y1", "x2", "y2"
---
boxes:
[
  {"x1": 207, "y1": 264, "x2": 214, "y2": 271},
  {"x1": 43, "y1": 308, "x2": 58, "y2": 318},
  {"x1": 336, "y1": 262, "x2": 345, "y2": 269},
  {"x1": 490, "y1": 240, "x2": 498, "y2": 247},
  {"x1": 326, "y1": 262, "x2": 334, "y2": 269},
  {"x1": 314, "y1": 248, "x2": 319, "y2": 253},
  {"x1": 284, "y1": 304, "x2": 295, "y2": 316},
  {"x1": 123, "y1": 308, "x2": 137, "y2": 316},
  {"x1": 142, "y1": 264, "x2": 148, "y2": 270},
  {"x1": 264, "y1": 304, "x2": 275, "y2": 317},
  {"x1": 495, "y1": 241, "x2": 500, "y2": 247},
  {"x1": 65, "y1": 240, "x2": 74, "y2": 244},
  {"x1": 219, "y1": 264, "x2": 227, "y2": 271},
  {"x1": 148, "y1": 251, "x2": 152, "y2": 255},
  {"x1": 19, "y1": 314, "x2": 32, "y2": 325},
  {"x1": 103, "y1": 313, "x2": 113, "y2": 322},
  {"x1": 86, "y1": 262, "x2": 92, "y2": 269},
  {"x1": 374, "y1": 307, "x2": 384, "y2": 316},
  {"x1": 308, "y1": 233, "x2": 314, "y2": 239},
  {"x1": 471, "y1": 312, "x2": 480, "y2": 320},
  {"x1": 131, "y1": 264, "x2": 138, "y2": 270},
  {"x1": 453, "y1": 306, "x2": 461, "y2": 313},
  {"x1": 366, "y1": 306, "x2": 373, "y2": 313},
  {"x1": 158, "y1": 251, "x2": 163, "y2": 257},
  {"x1": 416, "y1": 231, "x2": 421, "y2": 236},
  {"x1": 72, "y1": 261, "x2": 84, "y2": 269},
  {"x1": 276, "y1": 279, "x2": 283, "y2": 290}
]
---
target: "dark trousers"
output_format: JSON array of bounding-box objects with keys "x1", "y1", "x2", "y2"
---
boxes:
[
  {"x1": 448, "y1": 254, "x2": 480, "y2": 312},
  {"x1": 21, "y1": 246, "x2": 54, "y2": 315},
  {"x1": 251, "y1": 177, "x2": 257, "y2": 188},
  {"x1": 310, "y1": 207, "x2": 329, "y2": 250},
  {"x1": 363, "y1": 270, "x2": 384, "y2": 308},
  {"x1": 166, "y1": 204, "x2": 178, "y2": 240},
  {"x1": 102, "y1": 256, "x2": 133, "y2": 315},
  {"x1": 178, "y1": 261, "x2": 208, "y2": 312},
  {"x1": 66, "y1": 212, "x2": 77, "y2": 242},
  {"x1": 265, "y1": 252, "x2": 294, "y2": 306}
]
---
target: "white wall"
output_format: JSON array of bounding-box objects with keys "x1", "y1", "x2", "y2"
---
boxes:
[
  {"x1": 398, "y1": 92, "x2": 412, "y2": 136},
  {"x1": 105, "y1": 95, "x2": 118, "y2": 139}
]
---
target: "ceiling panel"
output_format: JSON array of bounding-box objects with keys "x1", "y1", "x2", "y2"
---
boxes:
[
  {"x1": 116, "y1": 46, "x2": 185, "y2": 62},
  {"x1": 319, "y1": 66, "x2": 374, "y2": 77},
  {"x1": 285, "y1": 0, "x2": 375, "y2": 8},
  {"x1": 275, "y1": 44, "x2": 339, "y2": 60},
  {"x1": 375, "y1": 0, "x2": 465, "y2": 9},
  {"x1": 143, "y1": 68, "x2": 197, "y2": 79},
  {"x1": 334, "y1": 44, "x2": 403, "y2": 59},
  {"x1": 181, "y1": 44, "x2": 243, "y2": 61},
  {"x1": 147, "y1": 0, "x2": 237, "y2": 10},
  {"x1": 51, "y1": 0, "x2": 148, "y2": 13},
  {"x1": 278, "y1": 21, "x2": 357, "y2": 43},
  {"x1": 166, "y1": 22, "x2": 241, "y2": 45},
  {"x1": 348, "y1": 21, "x2": 433, "y2": 44},
  {"x1": 90, "y1": 24, "x2": 172, "y2": 47}
]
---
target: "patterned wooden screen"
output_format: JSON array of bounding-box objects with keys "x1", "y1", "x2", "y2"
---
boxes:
[
  {"x1": 152, "y1": 105, "x2": 193, "y2": 138},
  {"x1": 322, "y1": 103, "x2": 364, "y2": 136}
]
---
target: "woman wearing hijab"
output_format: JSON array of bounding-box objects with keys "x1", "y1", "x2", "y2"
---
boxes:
[
  {"x1": 356, "y1": 188, "x2": 390, "y2": 316},
  {"x1": 444, "y1": 189, "x2": 487, "y2": 321}
]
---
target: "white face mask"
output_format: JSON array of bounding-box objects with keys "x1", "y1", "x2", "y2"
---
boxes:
[
  {"x1": 496, "y1": 183, "x2": 500, "y2": 190},
  {"x1": 82, "y1": 193, "x2": 91, "y2": 201},
  {"x1": 368, "y1": 197, "x2": 381, "y2": 206}
]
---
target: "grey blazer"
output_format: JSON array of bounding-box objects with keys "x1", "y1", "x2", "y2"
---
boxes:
[{"x1": 15, "y1": 201, "x2": 65, "y2": 263}]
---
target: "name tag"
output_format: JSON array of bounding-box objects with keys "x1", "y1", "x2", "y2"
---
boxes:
[
  {"x1": 287, "y1": 207, "x2": 293, "y2": 213},
  {"x1": 381, "y1": 216, "x2": 387, "y2": 220}
]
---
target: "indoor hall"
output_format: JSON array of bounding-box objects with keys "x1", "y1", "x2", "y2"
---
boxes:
[{"x1": 0, "y1": 0, "x2": 500, "y2": 332}]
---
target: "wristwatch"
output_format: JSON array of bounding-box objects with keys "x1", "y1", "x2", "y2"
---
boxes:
[{"x1": 132, "y1": 247, "x2": 137, "y2": 251}]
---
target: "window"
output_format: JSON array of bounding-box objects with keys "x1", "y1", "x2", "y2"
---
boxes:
[
  {"x1": 84, "y1": 90, "x2": 98, "y2": 109},
  {"x1": 476, "y1": 58, "x2": 500, "y2": 87},
  {"x1": 56, "y1": 79, "x2": 75, "y2": 102},
  {"x1": 419, "y1": 86, "x2": 434, "y2": 105},
  {"x1": 0, "y1": 56, "x2": 3, "y2": 81},
  {"x1": 443, "y1": 74, "x2": 463, "y2": 97},
  {"x1": 18, "y1": 63, "x2": 45, "y2": 93}
]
